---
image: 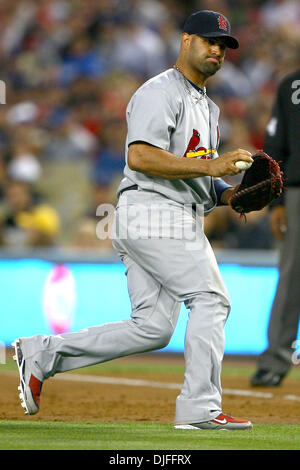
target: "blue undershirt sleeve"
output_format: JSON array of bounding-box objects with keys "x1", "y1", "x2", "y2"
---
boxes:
[{"x1": 214, "y1": 179, "x2": 233, "y2": 206}]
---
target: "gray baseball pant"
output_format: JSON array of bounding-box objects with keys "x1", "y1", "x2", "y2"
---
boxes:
[{"x1": 19, "y1": 191, "x2": 231, "y2": 424}]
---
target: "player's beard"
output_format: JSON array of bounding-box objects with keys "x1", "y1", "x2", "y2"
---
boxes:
[
  {"x1": 188, "y1": 39, "x2": 223, "y2": 78},
  {"x1": 188, "y1": 54, "x2": 222, "y2": 80},
  {"x1": 199, "y1": 59, "x2": 221, "y2": 77}
]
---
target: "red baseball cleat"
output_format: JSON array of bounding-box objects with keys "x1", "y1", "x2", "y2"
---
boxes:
[
  {"x1": 12, "y1": 339, "x2": 43, "y2": 415},
  {"x1": 174, "y1": 413, "x2": 253, "y2": 430}
]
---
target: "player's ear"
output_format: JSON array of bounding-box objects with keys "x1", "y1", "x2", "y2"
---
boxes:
[{"x1": 181, "y1": 32, "x2": 192, "y2": 51}]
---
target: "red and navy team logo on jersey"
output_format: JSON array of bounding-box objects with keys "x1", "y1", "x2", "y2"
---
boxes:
[
  {"x1": 217, "y1": 15, "x2": 228, "y2": 31},
  {"x1": 183, "y1": 129, "x2": 216, "y2": 159}
]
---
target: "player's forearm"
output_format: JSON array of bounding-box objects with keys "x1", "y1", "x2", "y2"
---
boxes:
[
  {"x1": 128, "y1": 143, "x2": 253, "y2": 179},
  {"x1": 128, "y1": 143, "x2": 211, "y2": 179}
]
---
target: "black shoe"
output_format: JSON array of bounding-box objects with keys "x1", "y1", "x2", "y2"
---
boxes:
[{"x1": 250, "y1": 369, "x2": 284, "y2": 387}]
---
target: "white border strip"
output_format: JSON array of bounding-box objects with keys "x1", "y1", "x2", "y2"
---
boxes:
[{"x1": 53, "y1": 374, "x2": 300, "y2": 402}]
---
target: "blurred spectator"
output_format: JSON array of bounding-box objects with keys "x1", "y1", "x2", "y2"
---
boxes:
[
  {"x1": 17, "y1": 203, "x2": 60, "y2": 247},
  {"x1": 59, "y1": 34, "x2": 107, "y2": 85},
  {"x1": 41, "y1": 111, "x2": 97, "y2": 162},
  {"x1": 72, "y1": 215, "x2": 114, "y2": 253},
  {"x1": 0, "y1": 0, "x2": 299, "y2": 252},
  {"x1": 203, "y1": 206, "x2": 230, "y2": 249},
  {"x1": 260, "y1": 0, "x2": 300, "y2": 30},
  {"x1": 92, "y1": 118, "x2": 126, "y2": 192},
  {"x1": 98, "y1": 71, "x2": 142, "y2": 121},
  {"x1": 225, "y1": 208, "x2": 275, "y2": 250},
  {"x1": 7, "y1": 125, "x2": 43, "y2": 183},
  {"x1": 107, "y1": 18, "x2": 167, "y2": 78},
  {"x1": 72, "y1": 217, "x2": 100, "y2": 250},
  {"x1": 0, "y1": 180, "x2": 60, "y2": 247},
  {"x1": 71, "y1": 181, "x2": 116, "y2": 253},
  {"x1": 204, "y1": 206, "x2": 275, "y2": 250}
]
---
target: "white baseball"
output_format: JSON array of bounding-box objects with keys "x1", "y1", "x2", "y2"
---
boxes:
[{"x1": 235, "y1": 160, "x2": 252, "y2": 171}]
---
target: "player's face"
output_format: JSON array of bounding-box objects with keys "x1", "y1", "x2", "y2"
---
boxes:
[{"x1": 187, "y1": 36, "x2": 226, "y2": 78}]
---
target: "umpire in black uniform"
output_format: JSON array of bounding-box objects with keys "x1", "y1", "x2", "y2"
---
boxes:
[{"x1": 251, "y1": 69, "x2": 300, "y2": 386}]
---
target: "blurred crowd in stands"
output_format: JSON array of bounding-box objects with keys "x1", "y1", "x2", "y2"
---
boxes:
[{"x1": 0, "y1": 0, "x2": 299, "y2": 253}]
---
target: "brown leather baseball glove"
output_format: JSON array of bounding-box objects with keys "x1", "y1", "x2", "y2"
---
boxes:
[{"x1": 229, "y1": 150, "x2": 284, "y2": 216}]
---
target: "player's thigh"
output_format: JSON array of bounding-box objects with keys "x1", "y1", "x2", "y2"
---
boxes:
[
  {"x1": 120, "y1": 236, "x2": 229, "y2": 304},
  {"x1": 121, "y1": 253, "x2": 181, "y2": 335}
]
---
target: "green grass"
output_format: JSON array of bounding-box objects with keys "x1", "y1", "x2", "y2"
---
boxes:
[
  {"x1": 1, "y1": 355, "x2": 186, "y2": 376},
  {"x1": 0, "y1": 421, "x2": 299, "y2": 450},
  {"x1": 3, "y1": 355, "x2": 300, "y2": 380}
]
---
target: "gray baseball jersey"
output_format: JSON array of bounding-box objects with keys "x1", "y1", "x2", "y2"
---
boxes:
[{"x1": 117, "y1": 68, "x2": 221, "y2": 213}]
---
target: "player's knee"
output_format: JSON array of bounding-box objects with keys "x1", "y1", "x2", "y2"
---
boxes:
[
  {"x1": 147, "y1": 334, "x2": 171, "y2": 351},
  {"x1": 133, "y1": 319, "x2": 173, "y2": 349},
  {"x1": 155, "y1": 330, "x2": 173, "y2": 350},
  {"x1": 146, "y1": 328, "x2": 173, "y2": 349}
]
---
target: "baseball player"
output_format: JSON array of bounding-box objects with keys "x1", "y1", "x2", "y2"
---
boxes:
[{"x1": 13, "y1": 11, "x2": 254, "y2": 430}]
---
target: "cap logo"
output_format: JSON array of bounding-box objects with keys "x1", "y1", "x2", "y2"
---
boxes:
[{"x1": 217, "y1": 15, "x2": 228, "y2": 31}]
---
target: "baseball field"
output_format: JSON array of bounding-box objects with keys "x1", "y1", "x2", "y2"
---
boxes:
[{"x1": 0, "y1": 349, "x2": 299, "y2": 451}]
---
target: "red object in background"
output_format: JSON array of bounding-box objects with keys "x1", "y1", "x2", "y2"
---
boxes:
[
  {"x1": 224, "y1": 97, "x2": 248, "y2": 119},
  {"x1": 250, "y1": 132, "x2": 265, "y2": 150},
  {"x1": 82, "y1": 118, "x2": 102, "y2": 136},
  {"x1": 99, "y1": 92, "x2": 128, "y2": 120}
]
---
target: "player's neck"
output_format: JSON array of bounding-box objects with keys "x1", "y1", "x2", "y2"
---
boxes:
[{"x1": 174, "y1": 61, "x2": 207, "y2": 89}]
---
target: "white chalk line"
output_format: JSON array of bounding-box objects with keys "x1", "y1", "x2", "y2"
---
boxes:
[
  {"x1": 53, "y1": 373, "x2": 300, "y2": 402},
  {"x1": 3, "y1": 370, "x2": 299, "y2": 402}
]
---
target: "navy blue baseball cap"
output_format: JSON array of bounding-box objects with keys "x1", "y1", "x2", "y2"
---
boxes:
[{"x1": 183, "y1": 10, "x2": 239, "y2": 49}]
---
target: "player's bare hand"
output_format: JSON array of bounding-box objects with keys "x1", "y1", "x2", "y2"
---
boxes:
[{"x1": 208, "y1": 149, "x2": 253, "y2": 177}]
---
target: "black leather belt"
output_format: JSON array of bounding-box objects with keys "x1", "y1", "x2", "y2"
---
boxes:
[{"x1": 118, "y1": 184, "x2": 138, "y2": 197}]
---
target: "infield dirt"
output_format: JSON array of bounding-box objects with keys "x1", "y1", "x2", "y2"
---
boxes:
[{"x1": 1, "y1": 351, "x2": 299, "y2": 425}]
